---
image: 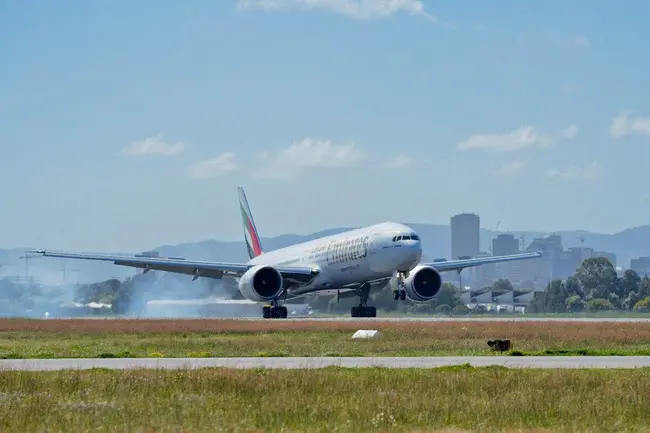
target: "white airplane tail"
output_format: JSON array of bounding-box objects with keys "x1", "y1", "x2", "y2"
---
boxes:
[{"x1": 238, "y1": 187, "x2": 264, "y2": 260}]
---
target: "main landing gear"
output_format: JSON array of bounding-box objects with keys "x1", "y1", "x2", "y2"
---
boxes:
[
  {"x1": 392, "y1": 272, "x2": 408, "y2": 301},
  {"x1": 351, "y1": 283, "x2": 376, "y2": 318},
  {"x1": 351, "y1": 305, "x2": 376, "y2": 318},
  {"x1": 262, "y1": 299, "x2": 288, "y2": 319}
]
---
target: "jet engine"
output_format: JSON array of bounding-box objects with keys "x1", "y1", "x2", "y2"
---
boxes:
[
  {"x1": 402, "y1": 265, "x2": 442, "y2": 302},
  {"x1": 238, "y1": 265, "x2": 284, "y2": 302}
]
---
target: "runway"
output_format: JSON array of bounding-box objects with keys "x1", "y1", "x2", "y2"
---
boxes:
[
  {"x1": 261, "y1": 316, "x2": 650, "y2": 323},
  {"x1": 3, "y1": 356, "x2": 650, "y2": 371},
  {"x1": 32, "y1": 316, "x2": 650, "y2": 323}
]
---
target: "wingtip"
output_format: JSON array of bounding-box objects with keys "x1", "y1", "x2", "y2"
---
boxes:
[{"x1": 25, "y1": 249, "x2": 45, "y2": 256}]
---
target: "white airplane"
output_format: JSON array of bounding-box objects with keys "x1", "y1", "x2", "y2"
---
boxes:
[{"x1": 28, "y1": 187, "x2": 542, "y2": 319}]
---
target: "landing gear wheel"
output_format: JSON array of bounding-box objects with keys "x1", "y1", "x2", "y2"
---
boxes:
[
  {"x1": 393, "y1": 290, "x2": 399, "y2": 300},
  {"x1": 351, "y1": 283, "x2": 376, "y2": 317},
  {"x1": 399, "y1": 290, "x2": 406, "y2": 300},
  {"x1": 350, "y1": 306, "x2": 376, "y2": 318},
  {"x1": 262, "y1": 305, "x2": 287, "y2": 319},
  {"x1": 273, "y1": 306, "x2": 288, "y2": 319}
]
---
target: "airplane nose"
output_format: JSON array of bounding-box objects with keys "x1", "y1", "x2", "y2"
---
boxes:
[
  {"x1": 412, "y1": 240, "x2": 423, "y2": 262},
  {"x1": 407, "y1": 240, "x2": 422, "y2": 267},
  {"x1": 400, "y1": 239, "x2": 422, "y2": 270}
]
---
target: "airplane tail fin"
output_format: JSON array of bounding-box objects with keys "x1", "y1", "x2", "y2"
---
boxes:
[{"x1": 238, "y1": 187, "x2": 264, "y2": 260}]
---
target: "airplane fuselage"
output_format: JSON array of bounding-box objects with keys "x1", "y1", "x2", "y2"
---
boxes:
[
  {"x1": 28, "y1": 186, "x2": 542, "y2": 319},
  {"x1": 246, "y1": 222, "x2": 422, "y2": 296}
]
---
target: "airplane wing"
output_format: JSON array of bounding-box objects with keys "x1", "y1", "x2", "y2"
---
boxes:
[
  {"x1": 26, "y1": 250, "x2": 319, "y2": 284},
  {"x1": 424, "y1": 251, "x2": 542, "y2": 273}
]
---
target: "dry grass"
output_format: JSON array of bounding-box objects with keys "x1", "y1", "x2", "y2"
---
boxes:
[
  {"x1": 1, "y1": 367, "x2": 650, "y2": 432},
  {"x1": 3, "y1": 317, "x2": 650, "y2": 338},
  {"x1": 2, "y1": 318, "x2": 650, "y2": 358}
]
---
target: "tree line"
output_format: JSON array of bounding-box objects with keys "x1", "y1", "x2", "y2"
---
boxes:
[{"x1": 527, "y1": 257, "x2": 650, "y2": 313}]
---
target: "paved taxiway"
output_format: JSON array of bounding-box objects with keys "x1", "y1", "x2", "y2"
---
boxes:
[{"x1": 3, "y1": 356, "x2": 650, "y2": 371}]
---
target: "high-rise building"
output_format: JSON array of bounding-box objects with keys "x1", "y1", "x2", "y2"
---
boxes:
[
  {"x1": 492, "y1": 234, "x2": 519, "y2": 256},
  {"x1": 450, "y1": 213, "x2": 480, "y2": 260},
  {"x1": 631, "y1": 257, "x2": 650, "y2": 276},
  {"x1": 472, "y1": 251, "x2": 494, "y2": 285},
  {"x1": 492, "y1": 234, "x2": 521, "y2": 282},
  {"x1": 524, "y1": 235, "x2": 564, "y2": 282}
]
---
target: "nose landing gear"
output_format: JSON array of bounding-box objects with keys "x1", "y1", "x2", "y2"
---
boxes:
[{"x1": 392, "y1": 272, "x2": 408, "y2": 301}]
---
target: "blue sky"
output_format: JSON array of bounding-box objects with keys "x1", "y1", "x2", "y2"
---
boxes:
[{"x1": 2, "y1": 0, "x2": 650, "y2": 252}]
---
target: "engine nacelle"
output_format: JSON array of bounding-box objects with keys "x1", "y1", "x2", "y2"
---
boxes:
[
  {"x1": 402, "y1": 265, "x2": 442, "y2": 302},
  {"x1": 238, "y1": 265, "x2": 284, "y2": 302}
]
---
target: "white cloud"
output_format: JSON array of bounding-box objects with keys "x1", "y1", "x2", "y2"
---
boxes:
[
  {"x1": 236, "y1": 0, "x2": 436, "y2": 22},
  {"x1": 497, "y1": 161, "x2": 526, "y2": 176},
  {"x1": 456, "y1": 124, "x2": 579, "y2": 152},
  {"x1": 546, "y1": 161, "x2": 602, "y2": 180},
  {"x1": 385, "y1": 155, "x2": 412, "y2": 169},
  {"x1": 189, "y1": 153, "x2": 239, "y2": 179},
  {"x1": 610, "y1": 110, "x2": 650, "y2": 139},
  {"x1": 122, "y1": 134, "x2": 186, "y2": 156},
  {"x1": 255, "y1": 137, "x2": 363, "y2": 179}
]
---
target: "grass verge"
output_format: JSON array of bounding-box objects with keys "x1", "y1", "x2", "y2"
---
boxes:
[
  {"x1": 1, "y1": 367, "x2": 650, "y2": 431},
  {"x1": 3, "y1": 318, "x2": 650, "y2": 358}
]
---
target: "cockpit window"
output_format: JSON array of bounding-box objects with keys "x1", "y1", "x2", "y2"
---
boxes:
[
  {"x1": 392, "y1": 234, "x2": 421, "y2": 241},
  {"x1": 393, "y1": 234, "x2": 420, "y2": 241}
]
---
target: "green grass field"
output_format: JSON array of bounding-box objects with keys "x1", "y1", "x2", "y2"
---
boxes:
[
  {"x1": 3, "y1": 318, "x2": 650, "y2": 358},
  {"x1": 1, "y1": 367, "x2": 650, "y2": 432}
]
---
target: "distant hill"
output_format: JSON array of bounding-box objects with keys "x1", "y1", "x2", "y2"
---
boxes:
[{"x1": 2, "y1": 224, "x2": 650, "y2": 285}]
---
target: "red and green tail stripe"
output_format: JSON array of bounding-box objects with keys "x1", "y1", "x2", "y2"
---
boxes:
[{"x1": 240, "y1": 203, "x2": 262, "y2": 258}]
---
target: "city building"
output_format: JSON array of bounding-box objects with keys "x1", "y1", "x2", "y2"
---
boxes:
[
  {"x1": 446, "y1": 214, "x2": 619, "y2": 289},
  {"x1": 472, "y1": 251, "x2": 494, "y2": 285},
  {"x1": 492, "y1": 234, "x2": 519, "y2": 256},
  {"x1": 450, "y1": 213, "x2": 480, "y2": 260},
  {"x1": 450, "y1": 213, "x2": 480, "y2": 285},
  {"x1": 631, "y1": 257, "x2": 650, "y2": 276},
  {"x1": 492, "y1": 234, "x2": 521, "y2": 282}
]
